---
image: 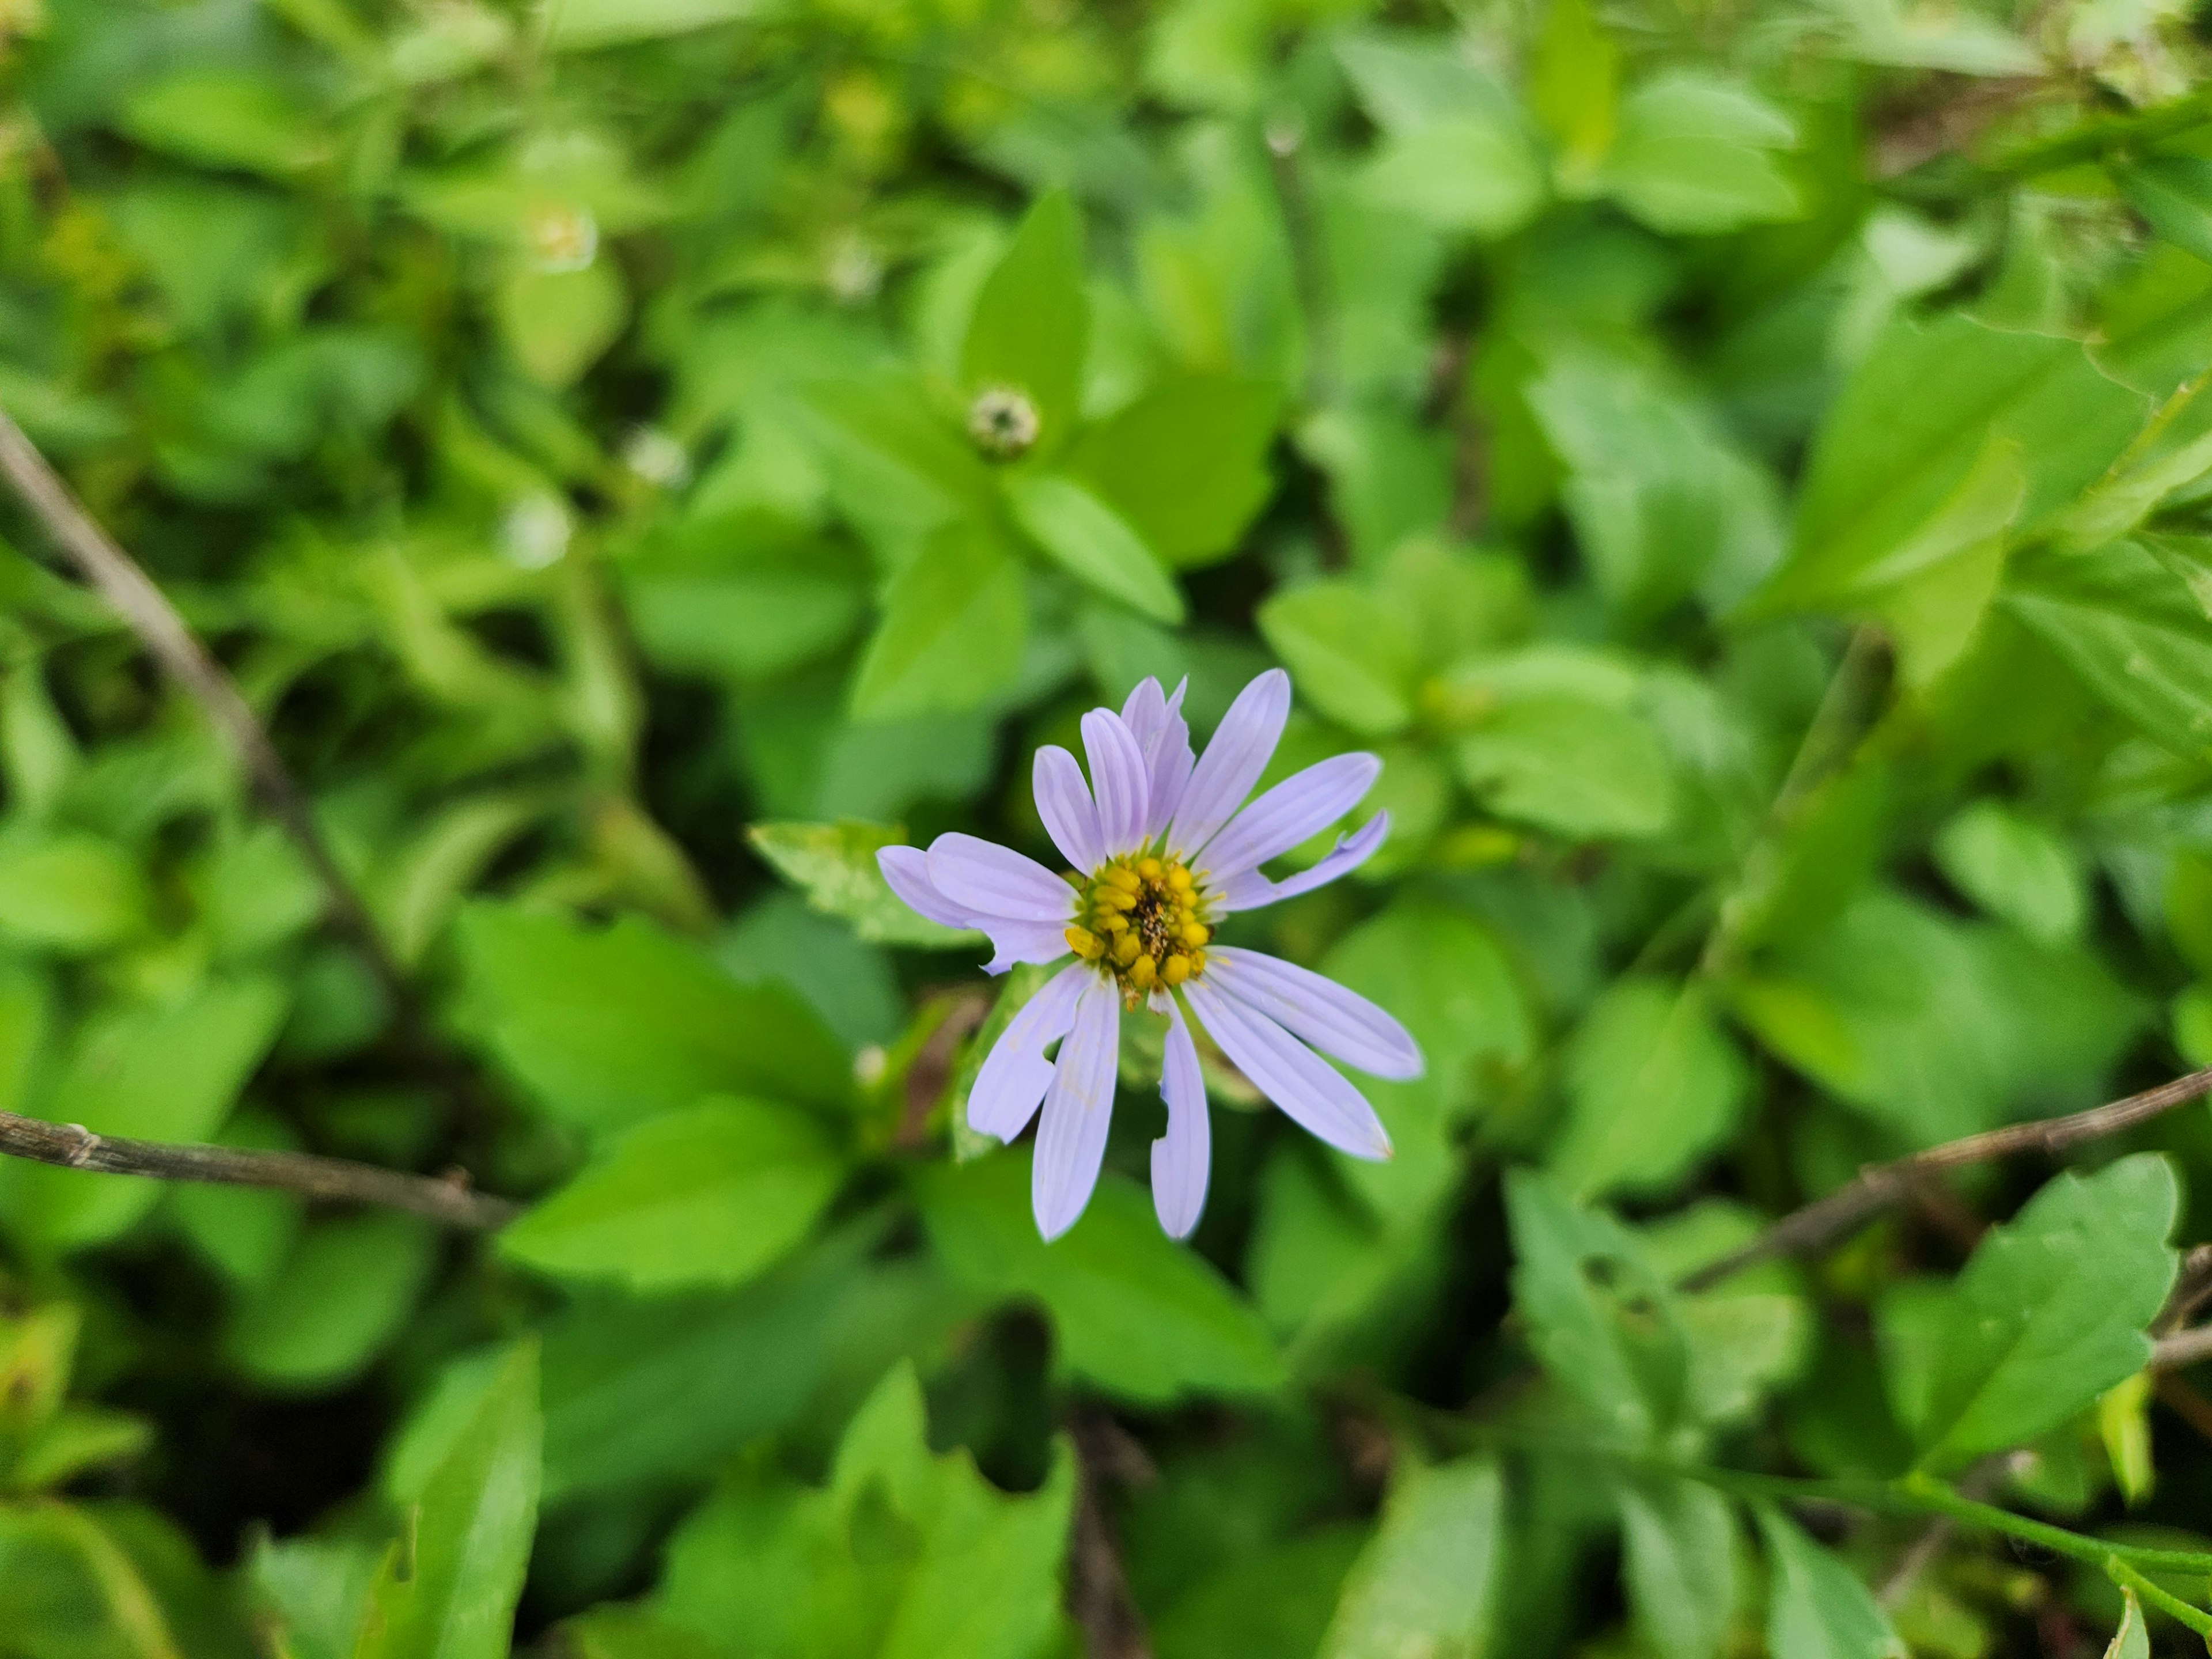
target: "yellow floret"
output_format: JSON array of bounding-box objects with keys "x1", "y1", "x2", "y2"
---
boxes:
[
  {"x1": 1129, "y1": 955, "x2": 1157, "y2": 990},
  {"x1": 1104, "y1": 865, "x2": 1142, "y2": 893},
  {"x1": 1166, "y1": 866, "x2": 1194, "y2": 892},
  {"x1": 1099, "y1": 911, "x2": 1131, "y2": 934},
  {"x1": 1065, "y1": 926, "x2": 1103, "y2": 960},
  {"x1": 1112, "y1": 931, "x2": 1142, "y2": 966},
  {"x1": 1181, "y1": 922, "x2": 1210, "y2": 948},
  {"x1": 1161, "y1": 955, "x2": 1191, "y2": 986},
  {"x1": 1137, "y1": 857, "x2": 1163, "y2": 880}
]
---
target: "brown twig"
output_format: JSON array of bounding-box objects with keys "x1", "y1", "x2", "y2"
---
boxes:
[
  {"x1": 1681, "y1": 1067, "x2": 2212, "y2": 1293},
  {"x1": 1068, "y1": 1408, "x2": 1156, "y2": 1659},
  {"x1": 0, "y1": 1107, "x2": 516, "y2": 1230},
  {"x1": 2154, "y1": 1324, "x2": 2212, "y2": 1373},
  {"x1": 0, "y1": 405, "x2": 408, "y2": 1007}
]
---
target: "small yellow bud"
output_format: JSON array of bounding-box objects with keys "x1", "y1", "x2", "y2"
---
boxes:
[
  {"x1": 1105, "y1": 865, "x2": 1142, "y2": 894},
  {"x1": 1161, "y1": 955, "x2": 1191, "y2": 986},
  {"x1": 1112, "y1": 931, "x2": 1141, "y2": 966},
  {"x1": 1129, "y1": 955, "x2": 1157, "y2": 990},
  {"x1": 1166, "y1": 866, "x2": 1194, "y2": 892},
  {"x1": 1065, "y1": 926, "x2": 1103, "y2": 960},
  {"x1": 1181, "y1": 922, "x2": 1210, "y2": 948},
  {"x1": 1099, "y1": 911, "x2": 1131, "y2": 934},
  {"x1": 1136, "y1": 857, "x2": 1164, "y2": 880}
]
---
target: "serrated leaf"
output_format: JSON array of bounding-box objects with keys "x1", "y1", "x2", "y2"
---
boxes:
[{"x1": 748, "y1": 820, "x2": 980, "y2": 948}]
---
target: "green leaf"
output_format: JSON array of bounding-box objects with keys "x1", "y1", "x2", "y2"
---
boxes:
[
  {"x1": 119, "y1": 72, "x2": 329, "y2": 177},
  {"x1": 1548, "y1": 979, "x2": 1750, "y2": 1202},
  {"x1": 1598, "y1": 73, "x2": 1799, "y2": 234},
  {"x1": 790, "y1": 376, "x2": 998, "y2": 548},
  {"x1": 2003, "y1": 539, "x2": 2212, "y2": 757},
  {"x1": 357, "y1": 1340, "x2": 541, "y2": 1659},
  {"x1": 456, "y1": 903, "x2": 851, "y2": 1131},
  {"x1": 1063, "y1": 376, "x2": 1279, "y2": 569},
  {"x1": 500, "y1": 1100, "x2": 845, "y2": 1293},
  {"x1": 1317, "y1": 1456, "x2": 1503, "y2": 1659},
  {"x1": 1358, "y1": 119, "x2": 1544, "y2": 238},
  {"x1": 3, "y1": 976, "x2": 288, "y2": 1249},
  {"x1": 915, "y1": 1154, "x2": 1285, "y2": 1404},
  {"x1": 1824, "y1": 0, "x2": 2043, "y2": 74},
  {"x1": 0, "y1": 832, "x2": 148, "y2": 952},
  {"x1": 658, "y1": 1361, "x2": 1073, "y2": 1659},
  {"x1": 227, "y1": 1214, "x2": 438, "y2": 1391},
  {"x1": 2122, "y1": 157, "x2": 2212, "y2": 266},
  {"x1": 2104, "y1": 1588, "x2": 2150, "y2": 1659},
  {"x1": 626, "y1": 514, "x2": 869, "y2": 684},
  {"x1": 495, "y1": 260, "x2": 628, "y2": 388},
  {"x1": 547, "y1": 0, "x2": 760, "y2": 47},
  {"x1": 1618, "y1": 1476, "x2": 1737, "y2": 1659},
  {"x1": 1004, "y1": 472, "x2": 1185, "y2": 623},
  {"x1": 1764, "y1": 313, "x2": 2146, "y2": 611},
  {"x1": 1531, "y1": 0, "x2": 1620, "y2": 181},
  {"x1": 1884, "y1": 1154, "x2": 2177, "y2": 1472},
  {"x1": 850, "y1": 525, "x2": 1028, "y2": 722},
  {"x1": 960, "y1": 191, "x2": 1089, "y2": 452},
  {"x1": 1154, "y1": 1527, "x2": 1369, "y2": 1659},
  {"x1": 1933, "y1": 801, "x2": 2084, "y2": 945},
  {"x1": 1504, "y1": 1171, "x2": 1688, "y2": 1445},
  {"x1": 1256, "y1": 582, "x2": 1419, "y2": 737},
  {"x1": 1454, "y1": 688, "x2": 1675, "y2": 840},
  {"x1": 1757, "y1": 1506, "x2": 1906, "y2": 1659},
  {"x1": 747, "y1": 820, "x2": 980, "y2": 949}
]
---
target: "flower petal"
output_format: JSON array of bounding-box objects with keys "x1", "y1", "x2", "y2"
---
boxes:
[
  {"x1": 1214, "y1": 813, "x2": 1391, "y2": 913},
  {"x1": 1198, "y1": 752, "x2": 1381, "y2": 880},
  {"x1": 1082, "y1": 709, "x2": 1150, "y2": 857},
  {"x1": 1034, "y1": 746, "x2": 1106, "y2": 873},
  {"x1": 927, "y1": 832, "x2": 1077, "y2": 923},
  {"x1": 1122, "y1": 676, "x2": 1195, "y2": 840},
  {"x1": 878, "y1": 845, "x2": 978, "y2": 930},
  {"x1": 978, "y1": 922, "x2": 1077, "y2": 977},
  {"x1": 1207, "y1": 947, "x2": 1423, "y2": 1081},
  {"x1": 1032, "y1": 977, "x2": 1122, "y2": 1240},
  {"x1": 1152, "y1": 994, "x2": 1211, "y2": 1239},
  {"x1": 968, "y1": 963, "x2": 1090, "y2": 1142},
  {"x1": 1169, "y1": 668, "x2": 1290, "y2": 861},
  {"x1": 1184, "y1": 976, "x2": 1392, "y2": 1161}
]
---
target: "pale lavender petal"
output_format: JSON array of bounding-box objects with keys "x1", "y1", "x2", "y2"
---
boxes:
[
  {"x1": 1034, "y1": 747, "x2": 1106, "y2": 873},
  {"x1": 878, "y1": 846, "x2": 978, "y2": 930},
  {"x1": 1198, "y1": 752, "x2": 1381, "y2": 880},
  {"x1": 1081, "y1": 709, "x2": 1150, "y2": 857},
  {"x1": 927, "y1": 833, "x2": 1077, "y2": 923},
  {"x1": 1032, "y1": 978, "x2": 1122, "y2": 1240},
  {"x1": 1184, "y1": 976, "x2": 1392, "y2": 1161},
  {"x1": 977, "y1": 920, "x2": 1077, "y2": 977},
  {"x1": 1207, "y1": 947, "x2": 1423, "y2": 1081},
  {"x1": 1152, "y1": 995, "x2": 1210, "y2": 1239},
  {"x1": 1214, "y1": 813, "x2": 1391, "y2": 913},
  {"x1": 1143, "y1": 680, "x2": 1194, "y2": 841},
  {"x1": 968, "y1": 963, "x2": 1090, "y2": 1141},
  {"x1": 1120, "y1": 677, "x2": 1169, "y2": 748},
  {"x1": 1168, "y1": 668, "x2": 1290, "y2": 862}
]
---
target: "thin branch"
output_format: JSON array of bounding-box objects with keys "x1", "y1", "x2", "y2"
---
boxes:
[
  {"x1": 1068, "y1": 1408, "x2": 1156, "y2": 1659},
  {"x1": 2157, "y1": 1243, "x2": 2212, "y2": 1334},
  {"x1": 2154, "y1": 1324, "x2": 2212, "y2": 1373},
  {"x1": 0, "y1": 406, "x2": 407, "y2": 1007},
  {"x1": 0, "y1": 1107, "x2": 515, "y2": 1230},
  {"x1": 1681, "y1": 1066, "x2": 2212, "y2": 1293}
]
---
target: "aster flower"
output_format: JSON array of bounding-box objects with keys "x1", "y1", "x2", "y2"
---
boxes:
[{"x1": 879, "y1": 669, "x2": 1425, "y2": 1241}]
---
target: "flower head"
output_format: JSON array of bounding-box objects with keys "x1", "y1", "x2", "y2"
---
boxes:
[{"x1": 879, "y1": 669, "x2": 1423, "y2": 1241}]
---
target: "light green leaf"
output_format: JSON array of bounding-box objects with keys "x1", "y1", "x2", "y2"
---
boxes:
[
  {"x1": 1256, "y1": 582, "x2": 1419, "y2": 737},
  {"x1": 500, "y1": 1100, "x2": 844, "y2": 1293},
  {"x1": 1884, "y1": 1154, "x2": 2177, "y2": 1472},
  {"x1": 357, "y1": 1340, "x2": 541, "y2": 1659},
  {"x1": 1063, "y1": 376, "x2": 1279, "y2": 568},
  {"x1": 1549, "y1": 979, "x2": 1750, "y2": 1202},
  {"x1": 961, "y1": 191, "x2": 1089, "y2": 452},
  {"x1": 1933, "y1": 801, "x2": 2084, "y2": 945},
  {"x1": 1504, "y1": 1171, "x2": 1688, "y2": 1445},
  {"x1": 495, "y1": 260, "x2": 627, "y2": 389},
  {"x1": 0, "y1": 832, "x2": 147, "y2": 952},
  {"x1": 790, "y1": 376, "x2": 997, "y2": 548},
  {"x1": 1599, "y1": 73, "x2": 1800, "y2": 234},
  {"x1": 456, "y1": 903, "x2": 852, "y2": 1130},
  {"x1": 228, "y1": 1214, "x2": 438, "y2": 1391},
  {"x1": 119, "y1": 72, "x2": 329, "y2": 176},
  {"x1": 1317, "y1": 1456, "x2": 1503, "y2": 1659},
  {"x1": 1004, "y1": 472, "x2": 1184, "y2": 623},
  {"x1": 747, "y1": 820, "x2": 980, "y2": 949},
  {"x1": 2004, "y1": 539, "x2": 2212, "y2": 757},
  {"x1": 2123, "y1": 157, "x2": 2212, "y2": 266},
  {"x1": 915, "y1": 1155, "x2": 1285, "y2": 1404},
  {"x1": 1757, "y1": 1506, "x2": 1905, "y2": 1659},
  {"x1": 626, "y1": 514, "x2": 869, "y2": 684},
  {"x1": 1359, "y1": 119, "x2": 1544, "y2": 238},
  {"x1": 1619, "y1": 1477, "x2": 1737, "y2": 1659},
  {"x1": 2104, "y1": 1588, "x2": 2150, "y2": 1659},
  {"x1": 1455, "y1": 697, "x2": 1675, "y2": 840},
  {"x1": 548, "y1": 0, "x2": 763, "y2": 48},
  {"x1": 1823, "y1": 0, "x2": 2045, "y2": 74},
  {"x1": 850, "y1": 526, "x2": 1028, "y2": 722}
]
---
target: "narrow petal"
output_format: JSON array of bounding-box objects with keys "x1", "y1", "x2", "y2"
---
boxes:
[
  {"x1": 1035, "y1": 747, "x2": 1106, "y2": 873},
  {"x1": 1081, "y1": 709, "x2": 1150, "y2": 857},
  {"x1": 978, "y1": 921, "x2": 1077, "y2": 977},
  {"x1": 1152, "y1": 995, "x2": 1211, "y2": 1239},
  {"x1": 878, "y1": 846, "x2": 977, "y2": 930},
  {"x1": 1144, "y1": 680, "x2": 1194, "y2": 840},
  {"x1": 1214, "y1": 813, "x2": 1391, "y2": 913},
  {"x1": 1120, "y1": 677, "x2": 1169, "y2": 748},
  {"x1": 968, "y1": 963, "x2": 1090, "y2": 1141},
  {"x1": 927, "y1": 833, "x2": 1077, "y2": 923},
  {"x1": 1168, "y1": 668, "x2": 1290, "y2": 861},
  {"x1": 1032, "y1": 978, "x2": 1122, "y2": 1240},
  {"x1": 1198, "y1": 752, "x2": 1381, "y2": 880},
  {"x1": 1185, "y1": 977, "x2": 1392, "y2": 1161},
  {"x1": 1207, "y1": 947, "x2": 1423, "y2": 1081}
]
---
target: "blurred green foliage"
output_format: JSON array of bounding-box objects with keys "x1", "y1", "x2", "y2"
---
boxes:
[{"x1": 1, "y1": 0, "x2": 2212, "y2": 1653}]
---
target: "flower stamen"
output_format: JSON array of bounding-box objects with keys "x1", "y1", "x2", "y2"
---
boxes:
[{"x1": 1074, "y1": 853, "x2": 1214, "y2": 1006}]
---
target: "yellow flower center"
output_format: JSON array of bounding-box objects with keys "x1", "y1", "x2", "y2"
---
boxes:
[{"x1": 1063, "y1": 854, "x2": 1212, "y2": 1005}]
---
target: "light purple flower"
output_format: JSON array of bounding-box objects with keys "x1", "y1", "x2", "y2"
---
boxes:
[{"x1": 878, "y1": 669, "x2": 1423, "y2": 1242}]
